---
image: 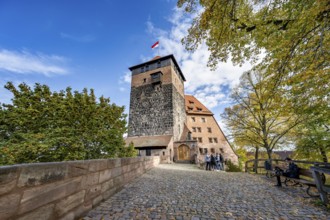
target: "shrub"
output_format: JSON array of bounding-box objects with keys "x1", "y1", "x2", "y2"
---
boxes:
[{"x1": 226, "y1": 160, "x2": 242, "y2": 172}]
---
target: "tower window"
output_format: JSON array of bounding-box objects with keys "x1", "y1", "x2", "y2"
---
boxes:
[
  {"x1": 198, "y1": 137, "x2": 202, "y2": 143},
  {"x1": 209, "y1": 138, "x2": 213, "y2": 143},
  {"x1": 207, "y1": 127, "x2": 212, "y2": 133},
  {"x1": 214, "y1": 138, "x2": 218, "y2": 143},
  {"x1": 191, "y1": 117, "x2": 195, "y2": 122},
  {"x1": 157, "y1": 60, "x2": 161, "y2": 68},
  {"x1": 192, "y1": 127, "x2": 196, "y2": 132},
  {"x1": 151, "y1": 71, "x2": 163, "y2": 84},
  {"x1": 201, "y1": 118, "x2": 206, "y2": 123},
  {"x1": 143, "y1": 78, "x2": 146, "y2": 83},
  {"x1": 197, "y1": 127, "x2": 201, "y2": 132},
  {"x1": 146, "y1": 65, "x2": 149, "y2": 71},
  {"x1": 141, "y1": 67, "x2": 144, "y2": 72}
]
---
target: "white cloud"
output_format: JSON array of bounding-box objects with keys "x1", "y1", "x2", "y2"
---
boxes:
[
  {"x1": 147, "y1": 7, "x2": 252, "y2": 113},
  {"x1": 118, "y1": 71, "x2": 131, "y2": 92},
  {"x1": 119, "y1": 71, "x2": 131, "y2": 84},
  {"x1": 0, "y1": 49, "x2": 69, "y2": 76}
]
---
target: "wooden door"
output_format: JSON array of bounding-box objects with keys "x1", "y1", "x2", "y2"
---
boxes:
[{"x1": 178, "y1": 145, "x2": 190, "y2": 160}]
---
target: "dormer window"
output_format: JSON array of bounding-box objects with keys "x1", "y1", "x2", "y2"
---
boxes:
[
  {"x1": 188, "y1": 107, "x2": 193, "y2": 111},
  {"x1": 189, "y1": 101, "x2": 194, "y2": 104},
  {"x1": 197, "y1": 107, "x2": 202, "y2": 111}
]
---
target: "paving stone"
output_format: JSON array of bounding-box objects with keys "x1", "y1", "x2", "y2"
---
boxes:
[{"x1": 82, "y1": 164, "x2": 330, "y2": 220}]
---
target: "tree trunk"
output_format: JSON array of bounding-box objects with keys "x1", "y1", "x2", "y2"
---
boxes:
[
  {"x1": 254, "y1": 147, "x2": 259, "y2": 174},
  {"x1": 319, "y1": 146, "x2": 328, "y2": 163},
  {"x1": 267, "y1": 149, "x2": 272, "y2": 160}
]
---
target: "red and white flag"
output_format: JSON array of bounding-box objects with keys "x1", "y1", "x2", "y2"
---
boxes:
[{"x1": 151, "y1": 41, "x2": 159, "y2": 49}]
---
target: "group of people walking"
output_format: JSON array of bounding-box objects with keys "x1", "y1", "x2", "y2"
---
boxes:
[{"x1": 205, "y1": 153, "x2": 224, "y2": 171}]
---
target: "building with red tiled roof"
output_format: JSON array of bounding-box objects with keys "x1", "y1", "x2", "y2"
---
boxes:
[{"x1": 185, "y1": 95, "x2": 238, "y2": 164}]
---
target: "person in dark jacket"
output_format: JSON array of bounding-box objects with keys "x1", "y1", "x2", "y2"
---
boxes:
[
  {"x1": 275, "y1": 157, "x2": 299, "y2": 187},
  {"x1": 210, "y1": 153, "x2": 216, "y2": 171},
  {"x1": 205, "y1": 153, "x2": 211, "y2": 171},
  {"x1": 219, "y1": 153, "x2": 224, "y2": 170}
]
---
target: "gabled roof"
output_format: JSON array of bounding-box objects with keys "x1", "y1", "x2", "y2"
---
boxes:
[{"x1": 185, "y1": 95, "x2": 213, "y2": 115}]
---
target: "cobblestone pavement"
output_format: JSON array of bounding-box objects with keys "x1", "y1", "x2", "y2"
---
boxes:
[{"x1": 83, "y1": 164, "x2": 330, "y2": 220}]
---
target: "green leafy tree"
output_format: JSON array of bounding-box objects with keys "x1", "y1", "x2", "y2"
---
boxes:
[
  {"x1": 293, "y1": 122, "x2": 329, "y2": 162},
  {"x1": 118, "y1": 142, "x2": 138, "y2": 158},
  {"x1": 177, "y1": 0, "x2": 329, "y2": 73},
  {"x1": 177, "y1": 0, "x2": 329, "y2": 113},
  {"x1": 0, "y1": 82, "x2": 128, "y2": 165},
  {"x1": 178, "y1": 0, "x2": 329, "y2": 160}
]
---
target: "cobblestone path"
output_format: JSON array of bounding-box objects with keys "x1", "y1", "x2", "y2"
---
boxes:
[{"x1": 83, "y1": 164, "x2": 329, "y2": 220}]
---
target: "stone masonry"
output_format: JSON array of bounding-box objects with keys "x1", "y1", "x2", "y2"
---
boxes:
[{"x1": 0, "y1": 156, "x2": 160, "y2": 220}]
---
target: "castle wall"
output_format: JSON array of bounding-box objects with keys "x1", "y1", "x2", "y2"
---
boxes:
[{"x1": 0, "y1": 157, "x2": 160, "y2": 220}]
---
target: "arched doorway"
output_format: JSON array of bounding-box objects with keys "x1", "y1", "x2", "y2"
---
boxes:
[{"x1": 178, "y1": 145, "x2": 190, "y2": 161}]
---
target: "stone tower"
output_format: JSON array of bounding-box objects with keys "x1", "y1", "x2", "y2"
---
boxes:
[
  {"x1": 128, "y1": 55, "x2": 186, "y2": 139},
  {"x1": 126, "y1": 55, "x2": 188, "y2": 159}
]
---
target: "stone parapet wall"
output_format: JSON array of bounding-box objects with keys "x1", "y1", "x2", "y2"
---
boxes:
[{"x1": 0, "y1": 156, "x2": 160, "y2": 220}]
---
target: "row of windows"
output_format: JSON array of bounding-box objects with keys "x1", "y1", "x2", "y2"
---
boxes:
[
  {"x1": 141, "y1": 61, "x2": 162, "y2": 73},
  {"x1": 191, "y1": 117, "x2": 206, "y2": 122},
  {"x1": 188, "y1": 107, "x2": 203, "y2": 111},
  {"x1": 192, "y1": 127, "x2": 212, "y2": 133},
  {"x1": 208, "y1": 137, "x2": 218, "y2": 143},
  {"x1": 192, "y1": 137, "x2": 218, "y2": 143},
  {"x1": 192, "y1": 127, "x2": 201, "y2": 132}
]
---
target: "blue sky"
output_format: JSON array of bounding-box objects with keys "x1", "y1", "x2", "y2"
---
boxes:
[{"x1": 0, "y1": 0, "x2": 251, "y2": 132}]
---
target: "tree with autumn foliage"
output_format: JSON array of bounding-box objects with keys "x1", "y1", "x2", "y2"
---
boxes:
[
  {"x1": 177, "y1": 0, "x2": 329, "y2": 117},
  {"x1": 221, "y1": 70, "x2": 304, "y2": 159},
  {"x1": 0, "y1": 82, "x2": 134, "y2": 165},
  {"x1": 178, "y1": 0, "x2": 329, "y2": 159}
]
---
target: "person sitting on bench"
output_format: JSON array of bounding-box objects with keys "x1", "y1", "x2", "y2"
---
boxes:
[{"x1": 275, "y1": 157, "x2": 299, "y2": 187}]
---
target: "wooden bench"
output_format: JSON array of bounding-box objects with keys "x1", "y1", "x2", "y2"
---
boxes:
[
  {"x1": 281, "y1": 168, "x2": 326, "y2": 197},
  {"x1": 310, "y1": 166, "x2": 330, "y2": 204}
]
